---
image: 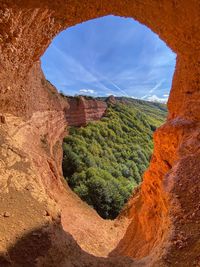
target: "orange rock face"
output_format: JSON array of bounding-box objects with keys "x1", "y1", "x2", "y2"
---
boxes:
[
  {"x1": 65, "y1": 96, "x2": 107, "y2": 127},
  {"x1": 0, "y1": 1, "x2": 200, "y2": 267}
]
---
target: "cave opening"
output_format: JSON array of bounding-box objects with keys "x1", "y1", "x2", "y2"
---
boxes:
[
  {"x1": 4, "y1": 2, "x2": 200, "y2": 265},
  {"x1": 41, "y1": 15, "x2": 176, "y2": 220}
]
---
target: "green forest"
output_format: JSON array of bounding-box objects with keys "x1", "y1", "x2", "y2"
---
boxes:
[{"x1": 62, "y1": 98, "x2": 167, "y2": 219}]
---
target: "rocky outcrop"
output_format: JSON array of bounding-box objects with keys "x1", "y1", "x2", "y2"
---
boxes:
[
  {"x1": 0, "y1": 1, "x2": 200, "y2": 267},
  {"x1": 65, "y1": 96, "x2": 107, "y2": 127},
  {"x1": 106, "y1": 95, "x2": 117, "y2": 105}
]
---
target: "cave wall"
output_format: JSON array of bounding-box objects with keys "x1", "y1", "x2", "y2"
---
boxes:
[{"x1": 0, "y1": 1, "x2": 200, "y2": 266}]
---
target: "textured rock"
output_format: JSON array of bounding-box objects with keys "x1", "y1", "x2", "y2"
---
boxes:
[
  {"x1": 106, "y1": 95, "x2": 117, "y2": 105},
  {"x1": 65, "y1": 96, "x2": 107, "y2": 127},
  {"x1": 0, "y1": 1, "x2": 200, "y2": 267}
]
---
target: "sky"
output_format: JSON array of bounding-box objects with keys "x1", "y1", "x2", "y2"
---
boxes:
[{"x1": 41, "y1": 15, "x2": 176, "y2": 103}]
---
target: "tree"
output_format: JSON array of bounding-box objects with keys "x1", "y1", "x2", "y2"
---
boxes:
[{"x1": 62, "y1": 100, "x2": 167, "y2": 219}]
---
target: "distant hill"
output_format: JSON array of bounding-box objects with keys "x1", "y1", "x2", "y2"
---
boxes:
[{"x1": 62, "y1": 97, "x2": 167, "y2": 219}]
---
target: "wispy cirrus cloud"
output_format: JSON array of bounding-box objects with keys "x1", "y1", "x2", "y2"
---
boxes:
[
  {"x1": 41, "y1": 15, "x2": 176, "y2": 99},
  {"x1": 149, "y1": 80, "x2": 165, "y2": 93}
]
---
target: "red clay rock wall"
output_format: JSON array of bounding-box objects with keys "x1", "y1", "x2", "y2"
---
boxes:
[
  {"x1": 0, "y1": 1, "x2": 200, "y2": 267},
  {"x1": 65, "y1": 97, "x2": 107, "y2": 127}
]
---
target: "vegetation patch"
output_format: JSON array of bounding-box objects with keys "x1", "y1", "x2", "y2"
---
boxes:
[{"x1": 63, "y1": 98, "x2": 167, "y2": 219}]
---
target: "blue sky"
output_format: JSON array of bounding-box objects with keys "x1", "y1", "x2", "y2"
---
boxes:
[{"x1": 41, "y1": 15, "x2": 176, "y2": 103}]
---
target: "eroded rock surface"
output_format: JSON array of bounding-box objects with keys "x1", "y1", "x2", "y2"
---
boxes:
[
  {"x1": 0, "y1": 1, "x2": 200, "y2": 266},
  {"x1": 65, "y1": 96, "x2": 107, "y2": 127}
]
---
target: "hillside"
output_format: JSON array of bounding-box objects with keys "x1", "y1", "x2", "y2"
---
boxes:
[{"x1": 62, "y1": 98, "x2": 167, "y2": 219}]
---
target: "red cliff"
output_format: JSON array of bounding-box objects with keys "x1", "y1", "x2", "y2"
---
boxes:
[{"x1": 65, "y1": 96, "x2": 107, "y2": 127}]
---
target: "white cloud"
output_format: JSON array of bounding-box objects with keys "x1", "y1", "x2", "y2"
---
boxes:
[
  {"x1": 145, "y1": 94, "x2": 168, "y2": 103},
  {"x1": 79, "y1": 89, "x2": 96, "y2": 94},
  {"x1": 163, "y1": 94, "x2": 169, "y2": 97}
]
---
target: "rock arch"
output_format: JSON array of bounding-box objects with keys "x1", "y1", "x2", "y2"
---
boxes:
[{"x1": 0, "y1": 1, "x2": 200, "y2": 266}]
